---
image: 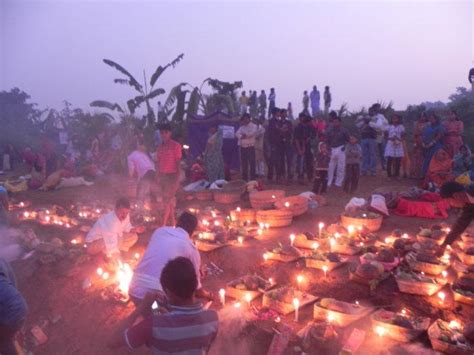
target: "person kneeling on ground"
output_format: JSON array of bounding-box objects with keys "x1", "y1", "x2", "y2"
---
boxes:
[
  {"x1": 85, "y1": 197, "x2": 145, "y2": 258},
  {"x1": 129, "y1": 212, "x2": 213, "y2": 310},
  {"x1": 109, "y1": 257, "x2": 219, "y2": 354},
  {"x1": 439, "y1": 181, "x2": 474, "y2": 253},
  {"x1": 0, "y1": 259, "x2": 28, "y2": 354}
]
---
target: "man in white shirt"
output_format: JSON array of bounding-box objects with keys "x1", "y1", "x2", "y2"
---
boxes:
[
  {"x1": 127, "y1": 143, "x2": 156, "y2": 206},
  {"x1": 129, "y1": 212, "x2": 213, "y2": 307},
  {"x1": 235, "y1": 113, "x2": 259, "y2": 181},
  {"x1": 86, "y1": 198, "x2": 144, "y2": 257},
  {"x1": 370, "y1": 104, "x2": 389, "y2": 171}
]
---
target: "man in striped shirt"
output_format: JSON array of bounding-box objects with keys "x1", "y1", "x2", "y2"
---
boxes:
[{"x1": 109, "y1": 257, "x2": 219, "y2": 354}]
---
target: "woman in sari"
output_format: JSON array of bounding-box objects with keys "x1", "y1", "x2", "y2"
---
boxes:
[
  {"x1": 426, "y1": 149, "x2": 454, "y2": 188},
  {"x1": 203, "y1": 125, "x2": 224, "y2": 183},
  {"x1": 410, "y1": 112, "x2": 428, "y2": 179},
  {"x1": 442, "y1": 109, "x2": 464, "y2": 157},
  {"x1": 422, "y1": 112, "x2": 444, "y2": 177},
  {"x1": 453, "y1": 145, "x2": 472, "y2": 177}
]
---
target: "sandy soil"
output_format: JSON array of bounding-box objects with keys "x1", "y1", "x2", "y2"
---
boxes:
[{"x1": 5, "y1": 172, "x2": 473, "y2": 355}]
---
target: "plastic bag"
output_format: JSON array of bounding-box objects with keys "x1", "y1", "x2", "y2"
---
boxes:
[
  {"x1": 183, "y1": 180, "x2": 209, "y2": 192},
  {"x1": 344, "y1": 198, "x2": 367, "y2": 213},
  {"x1": 369, "y1": 194, "x2": 389, "y2": 216}
]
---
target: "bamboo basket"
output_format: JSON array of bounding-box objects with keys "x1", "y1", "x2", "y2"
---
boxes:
[
  {"x1": 274, "y1": 195, "x2": 309, "y2": 217},
  {"x1": 222, "y1": 180, "x2": 247, "y2": 193},
  {"x1": 340, "y1": 213, "x2": 383, "y2": 232},
  {"x1": 457, "y1": 251, "x2": 474, "y2": 266},
  {"x1": 461, "y1": 233, "x2": 474, "y2": 245},
  {"x1": 453, "y1": 289, "x2": 474, "y2": 306},
  {"x1": 262, "y1": 288, "x2": 317, "y2": 315},
  {"x1": 250, "y1": 190, "x2": 285, "y2": 209},
  {"x1": 195, "y1": 189, "x2": 214, "y2": 201},
  {"x1": 230, "y1": 209, "x2": 256, "y2": 223},
  {"x1": 428, "y1": 320, "x2": 474, "y2": 355},
  {"x1": 213, "y1": 190, "x2": 241, "y2": 204},
  {"x1": 294, "y1": 234, "x2": 320, "y2": 250},
  {"x1": 416, "y1": 235, "x2": 446, "y2": 246},
  {"x1": 371, "y1": 310, "x2": 430, "y2": 343},
  {"x1": 256, "y1": 210, "x2": 293, "y2": 228},
  {"x1": 265, "y1": 251, "x2": 301, "y2": 263},
  {"x1": 305, "y1": 258, "x2": 346, "y2": 272},
  {"x1": 195, "y1": 240, "x2": 227, "y2": 252},
  {"x1": 395, "y1": 277, "x2": 446, "y2": 296},
  {"x1": 313, "y1": 300, "x2": 373, "y2": 328},
  {"x1": 360, "y1": 256, "x2": 400, "y2": 272},
  {"x1": 331, "y1": 243, "x2": 361, "y2": 255},
  {"x1": 349, "y1": 269, "x2": 390, "y2": 286},
  {"x1": 405, "y1": 253, "x2": 449, "y2": 275},
  {"x1": 225, "y1": 276, "x2": 273, "y2": 301}
]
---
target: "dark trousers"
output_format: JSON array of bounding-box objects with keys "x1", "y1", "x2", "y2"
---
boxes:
[
  {"x1": 387, "y1": 157, "x2": 401, "y2": 177},
  {"x1": 267, "y1": 147, "x2": 278, "y2": 180},
  {"x1": 296, "y1": 147, "x2": 314, "y2": 181},
  {"x1": 279, "y1": 145, "x2": 294, "y2": 180},
  {"x1": 313, "y1": 170, "x2": 328, "y2": 194},
  {"x1": 343, "y1": 163, "x2": 360, "y2": 193},
  {"x1": 444, "y1": 204, "x2": 474, "y2": 246},
  {"x1": 378, "y1": 141, "x2": 386, "y2": 170},
  {"x1": 240, "y1": 146, "x2": 256, "y2": 181}
]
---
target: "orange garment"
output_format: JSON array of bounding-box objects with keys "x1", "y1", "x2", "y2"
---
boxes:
[
  {"x1": 442, "y1": 119, "x2": 464, "y2": 156},
  {"x1": 426, "y1": 149, "x2": 454, "y2": 187}
]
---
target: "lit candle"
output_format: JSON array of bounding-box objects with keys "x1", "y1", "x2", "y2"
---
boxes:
[
  {"x1": 214, "y1": 221, "x2": 220, "y2": 227},
  {"x1": 334, "y1": 232, "x2": 341, "y2": 239},
  {"x1": 441, "y1": 270, "x2": 448, "y2": 278},
  {"x1": 135, "y1": 253, "x2": 140, "y2": 260},
  {"x1": 234, "y1": 302, "x2": 241, "y2": 309},
  {"x1": 384, "y1": 237, "x2": 390, "y2": 244},
  {"x1": 359, "y1": 242, "x2": 364, "y2": 247},
  {"x1": 327, "y1": 313, "x2": 334, "y2": 323},
  {"x1": 211, "y1": 211, "x2": 217, "y2": 218},
  {"x1": 237, "y1": 236, "x2": 244, "y2": 245},
  {"x1": 449, "y1": 320, "x2": 461, "y2": 330},
  {"x1": 219, "y1": 288, "x2": 226, "y2": 306},
  {"x1": 257, "y1": 229, "x2": 263, "y2": 236},
  {"x1": 402, "y1": 233, "x2": 409, "y2": 239},
  {"x1": 102, "y1": 272, "x2": 109, "y2": 280},
  {"x1": 23, "y1": 211, "x2": 30, "y2": 218},
  {"x1": 19, "y1": 202, "x2": 25, "y2": 207},
  {"x1": 46, "y1": 210, "x2": 50, "y2": 215},
  {"x1": 263, "y1": 253, "x2": 269, "y2": 262},
  {"x1": 293, "y1": 298, "x2": 300, "y2": 322},
  {"x1": 401, "y1": 308, "x2": 407, "y2": 316},
  {"x1": 183, "y1": 144, "x2": 190, "y2": 150},
  {"x1": 445, "y1": 228, "x2": 451, "y2": 234},
  {"x1": 245, "y1": 293, "x2": 252, "y2": 307},
  {"x1": 152, "y1": 301, "x2": 159, "y2": 312},
  {"x1": 268, "y1": 278, "x2": 274, "y2": 285},
  {"x1": 296, "y1": 274, "x2": 304, "y2": 289},
  {"x1": 290, "y1": 234, "x2": 295, "y2": 246},
  {"x1": 96, "y1": 267, "x2": 103, "y2": 276},
  {"x1": 284, "y1": 201, "x2": 290, "y2": 208},
  {"x1": 311, "y1": 242, "x2": 319, "y2": 250},
  {"x1": 318, "y1": 222, "x2": 324, "y2": 237},
  {"x1": 348, "y1": 225, "x2": 355, "y2": 236},
  {"x1": 322, "y1": 265, "x2": 329, "y2": 278},
  {"x1": 66, "y1": 223, "x2": 71, "y2": 228},
  {"x1": 271, "y1": 195, "x2": 276, "y2": 199},
  {"x1": 71, "y1": 239, "x2": 78, "y2": 245},
  {"x1": 45, "y1": 216, "x2": 51, "y2": 223},
  {"x1": 375, "y1": 325, "x2": 385, "y2": 337},
  {"x1": 355, "y1": 300, "x2": 359, "y2": 306},
  {"x1": 265, "y1": 223, "x2": 270, "y2": 230},
  {"x1": 438, "y1": 291, "x2": 446, "y2": 304},
  {"x1": 236, "y1": 207, "x2": 241, "y2": 213},
  {"x1": 329, "y1": 238, "x2": 336, "y2": 251},
  {"x1": 259, "y1": 222, "x2": 264, "y2": 229}
]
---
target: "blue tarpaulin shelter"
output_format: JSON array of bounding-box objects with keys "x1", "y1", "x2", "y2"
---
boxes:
[{"x1": 186, "y1": 111, "x2": 241, "y2": 170}]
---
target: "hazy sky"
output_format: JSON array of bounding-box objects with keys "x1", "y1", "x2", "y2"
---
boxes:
[{"x1": 1, "y1": 0, "x2": 473, "y2": 116}]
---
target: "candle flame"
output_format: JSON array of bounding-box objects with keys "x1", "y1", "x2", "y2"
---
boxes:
[
  {"x1": 245, "y1": 293, "x2": 252, "y2": 303},
  {"x1": 116, "y1": 261, "x2": 133, "y2": 297},
  {"x1": 375, "y1": 326, "x2": 386, "y2": 337},
  {"x1": 327, "y1": 313, "x2": 334, "y2": 323},
  {"x1": 102, "y1": 272, "x2": 109, "y2": 280},
  {"x1": 296, "y1": 275, "x2": 304, "y2": 284},
  {"x1": 234, "y1": 302, "x2": 241, "y2": 309},
  {"x1": 441, "y1": 270, "x2": 448, "y2": 278},
  {"x1": 237, "y1": 236, "x2": 244, "y2": 245},
  {"x1": 134, "y1": 253, "x2": 140, "y2": 260},
  {"x1": 284, "y1": 201, "x2": 290, "y2": 208},
  {"x1": 311, "y1": 242, "x2": 319, "y2": 250},
  {"x1": 292, "y1": 298, "x2": 300, "y2": 308},
  {"x1": 318, "y1": 222, "x2": 324, "y2": 228},
  {"x1": 96, "y1": 267, "x2": 103, "y2": 276},
  {"x1": 438, "y1": 291, "x2": 446, "y2": 302},
  {"x1": 449, "y1": 320, "x2": 461, "y2": 330},
  {"x1": 236, "y1": 207, "x2": 241, "y2": 212},
  {"x1": 71, "y1": 239, "x2": 78, "y2": 245},
  {"x1": 219, "y1": 289, "x2": 225, "y2": 297}
]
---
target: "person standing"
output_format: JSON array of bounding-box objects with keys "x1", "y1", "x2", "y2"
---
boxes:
[
  {"x1": 302, "y1": 91, "x2": 310, "y2": 116},
  {"x1": 294, "y1": 113, "x2": 314, "y2": 184},
  {"x1": 203, "y1": 125, "x2": 225, "y2": 183},
  {"x1": 266, "y1": 108, "x2": 282, "y2": 181},
  {"x1": 254, "y1": 119, "x2": 266, "y2": 178},
  {"x1": 312, "y1": 142, "x2": 330, "y2": 194},
  {"x1": 310, "y1": 85, "x2": 321, "y2": 118},
  {"x1": 356, "y1": 111, "x2": 377, "y2": 176},
  {"x1": 421, "y1": 112, "x2": 444, "y2": 178},
  {"x1": 371, "y1": 104, "x2": 389, "y2": 171},
  {"x1": 326, "y1": 113, "x2": 350, "y2": 188},
  {"x1": 410, "y1": 112, "x2": 428, "y2": 179},
  {"x1": 258, "y1": 90, "x2": 267, "y2": 119},
  {"x1": 239, "y1": 91, "x2": 249, "y2": 114},
  {"x1": 157, "y1": 101, "x2": 167, "y2": 122},
  {"x1": 0, "y1": 186, "x2": 9, "y2": 226},
  {"x1": 279, "y1": 109, "x2": 294, "y2": 184},
  {"x1": 128, "y1": 143, "x2": 156, "y2": 206},
  {"x1": 343, "y1": 135, "x2": 362, "y2": 193},
  {"x1": 323, "y1": 86, "x2": 332, "y2": 115},
  {"x1": 268, "y1": 88, "x2": 276, "y2": 118},
  {"x1": 469, "y1": 67, "x2": 474, "y2": 91},
  {"x1": 287, "y1": 102, "x2": 294, "y2": 120},
  {"x1": 235, "y1": 113, "x2": 258, "y2": 181},
  {"x1": 156, "y1": 124, "x2": 183, "y2": 226},
  {"x1": 442, "y1": 109, "x2": 464, "y2": 157},
  {"x1": 384, "y1": 114, "x2": 405, "y2": 180}
]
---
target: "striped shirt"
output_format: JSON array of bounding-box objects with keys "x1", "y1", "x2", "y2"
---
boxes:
[
  {"x1": 125, "y1": 303, "x2": 218, "y2": 354},
  {"x1": 156, "y1": 140, "x2": 182, "y2": 174}
]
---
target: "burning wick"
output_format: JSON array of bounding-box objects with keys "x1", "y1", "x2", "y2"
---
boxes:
[
  {"x1": 102, "y1": 272, "x2": 109, "y2": 280},
  {"x1": 318, "y1": 222, "x2": 324, "y2": 237},
  {"x1": 66, "y1": 223, "x2": 71, "y2": 228},
  {"x1": 359, "y1": 242, "x2": 364, "y2": 247},
  {"x1": 268, "y1": 278, "x2": 274, "y2": 285},
  {"x1": 96, "y1": 267, "x2": 104, "y2": 276},
  {"x1": 236, "y1": 207, "x2": 241, "y2": 213},
  {"x1": 347, "y1": 225, "x2": 355, "y2": 236},
  {"x1": 375, "y1": 326, "x2": 386, "y2": 337},
  {"x1": 441, "y1": 270, "x2": 448, "y2": 278},
  {"x1": 384, "y1": 237, "x2": 390, "y2": 244},
  {"x1": 19, "y1": 202, "x2": 25, "y2": 207},
  {"x1": 322, "y1": 265, "x2": 329, "y2": 279},
  {"x1": 152, "y1": 301, "x2": 159, "y2": 311},
  {"x1": 289, "y1": 234, "x2": 295, "y2": 246},
  {"x1": 214, "y1": 221, "x2": 220, "y2": 227},
  {"x1": 293, "y1": 298, "x2": 300, "y2": 322},
  {"x1": 449, "y1": 320, "x2": 461, "y2": 330},
  {"x1": 437, "y1": 291, "x2": 446, "y2": 304},
  {"x1": 257, "y1": 229, "x2": 263, "y2": 236},
  {"x1": 45, "y1": 216, "x2": 51, "y2": 223},
  {"x1": 402, "y1": 233, "x2": 409, "y2": 239},
  {"x1": 182, "y1": 144, "x2": 190, "y2": 150},
  {"x1": 71, "y1": 239, "x2": 78, "y2": 245},
  {"x1": 46, "y1": 210, "x2": 50, "y2": 215},
  {"x1": 329, "y1": 238, "x2": 336, "y2": 251},
  {"x1": 327, "y1": 313, "x2": 334, "y2": 323},
  {"x1": 219, "y1": 289, "x2": 226, "y2": 306},
  {"x1": 275, "y1": 316, "x2": 281, "y2": 323},
  {"x1": 245, "y1": 293, "x2": 252, "y2": 307},
  {"x1": 237, "y1": 237, "x2": 244, "y2": 245},
  {"x1": 234, "y1": 302, "x2": 241, "y2": 309},
  {"x1": 334, "y1": 232, "x2": 341, "y2": 239},
  {"x1": 311, "y1": 242, "x2": 319, "y2": 250},
  {"x1": 296, "y1": 274, "x2": 304, "y2": 289},
  {"x1": 355, "y1": 300, "x2": 360, "y2": 306},
  {"x1": 23, "y1": 211, "x2": 30, "y2": 218},
  {"x1": 264, "y1": 223, "x2": 270, "y2": 230},
  {"x1": 134, "y1": 253, "x2": 140, "y2": 260},
  {"x1": 271, "y1": 195, "x2": 276, "y2": 199},
  {"x1": 284, "y1": 201, "x2": 290, "y2": 208},
  {"x1": 401, "y1": 308, "x2": 407, "y2": 316},
  {"x1": 263, "y1": 253, "x2": 269, "y2": 262},
  {"x1": 211, "y1": 211, "x2": 217, "y2": 218}
]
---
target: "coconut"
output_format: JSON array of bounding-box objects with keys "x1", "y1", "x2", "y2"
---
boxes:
[
  {"x1": 356, "y1": 263, "x2": 381, "y2": 280},
  {"x1": 416, "y1": 252, "x2": 439, "y2": 265},
  {"x1": 376, "y1": 249, "x2": 395, "y2": 263},
  {"x1": 463, "y1": 322, "x2": 474, "y2": 343}
]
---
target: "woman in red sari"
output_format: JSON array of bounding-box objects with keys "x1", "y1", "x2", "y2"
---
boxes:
[
  {"x1": 426, "y1": 149, "x2": 454, "y2": 188},
  {"x1": 443, "y1": 109, "x2": 464, "y2": 156}
]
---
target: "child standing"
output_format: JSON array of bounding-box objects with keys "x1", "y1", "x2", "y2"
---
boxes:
[
  {"x1": 384, "y1": 114, "x2": 405, "y2": 180},
  {"x1": 343, "y1": 136, "x2": 362, "y2": 193},
  {"x1": 313, "y1": 142, "x2": 330, "y2": 194}
]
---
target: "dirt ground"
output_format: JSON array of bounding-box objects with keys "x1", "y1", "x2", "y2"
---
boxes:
[{"x1": 5, "y1": 171, "x2": 473, "y2": 355}]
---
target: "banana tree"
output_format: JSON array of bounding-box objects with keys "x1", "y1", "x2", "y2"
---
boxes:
[
  {"x1": 90, "y1": 53, "x2": 184, "y2": 127},
  {"x1": 164, "y1": 78, "x2": 242, "y2": 121}
]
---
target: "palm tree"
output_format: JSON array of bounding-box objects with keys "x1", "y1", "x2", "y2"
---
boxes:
[{"x1": 90, "y1": 53, "x2": 184, "y2": 127}]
